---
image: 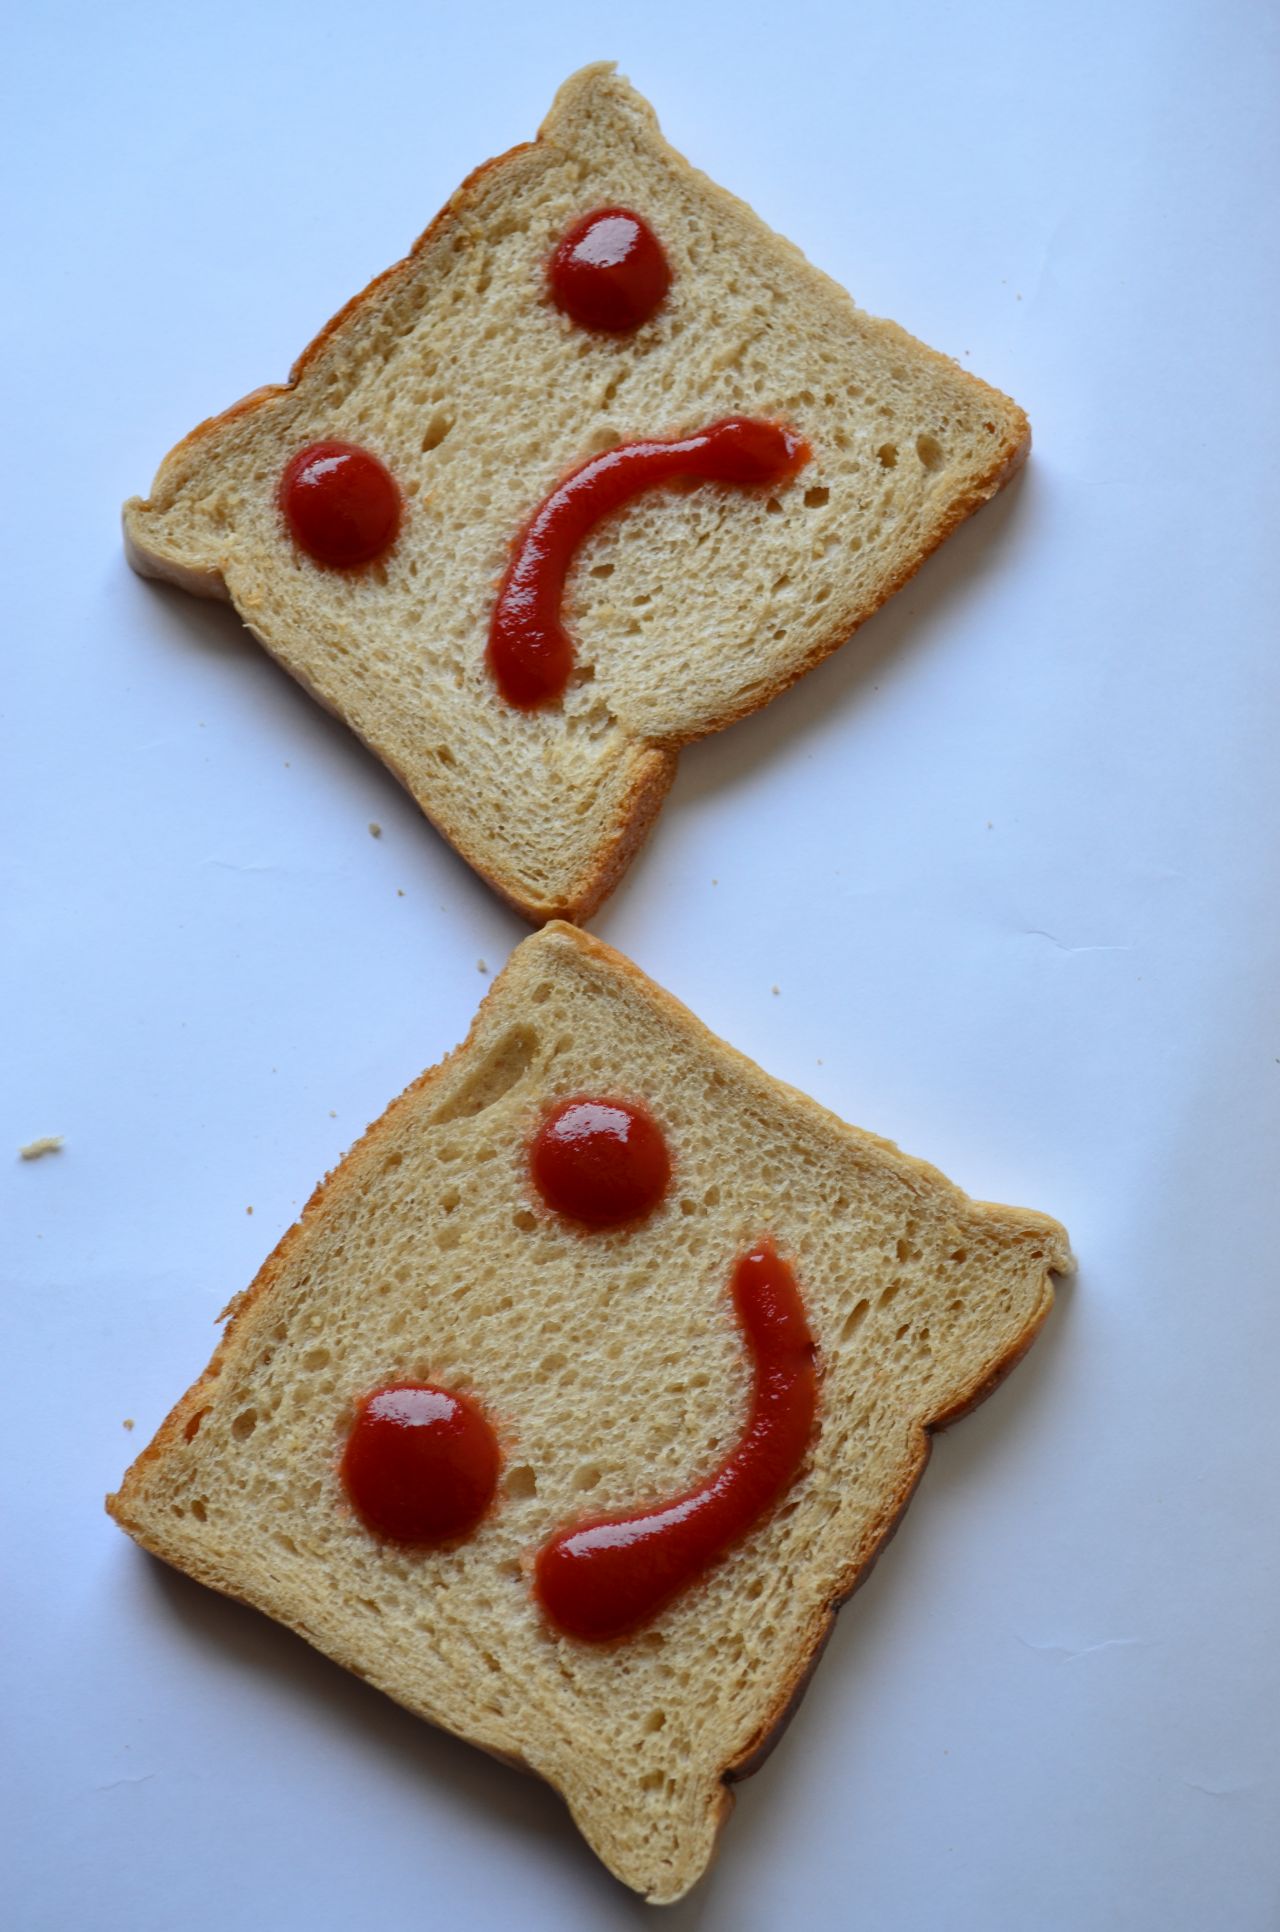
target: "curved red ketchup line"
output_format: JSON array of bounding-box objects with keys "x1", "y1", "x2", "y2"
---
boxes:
[
  {"x1": 486, "y1": 418, "x2": 810, "y2": 709},
  {"x1": 534, "y1": 1239, "x2": 819, "y2": 1642}
]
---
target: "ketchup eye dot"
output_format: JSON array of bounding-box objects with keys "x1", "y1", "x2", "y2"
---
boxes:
[
  {"x1": 530, "y1": 1097, "x2": 671, "y2": 1228},
  {"x1": 341, "y1": 1382, "x2": 501, "y2": 1545},
  {"x1": 280, "y1": 440, "x2": 401, "y2": 569},
  {"x1": 548, "y1": 208, "x2": 671, "y2": 334}
]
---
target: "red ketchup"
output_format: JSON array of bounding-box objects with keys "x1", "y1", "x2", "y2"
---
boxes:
[
  {"x1": 534, "y1": 1239, "x2": 818, "y2": 1641},
  {"x1": 280, "y1": 440, "x2": 401, "y2": 568},
  {"x1": 548, "y1": 208, "x2": 671, "y2": 333},
  {"x1": 341, "y1": 1382, "x2": 501, "y2": 1545},
  {"x1": 531, "y1": 1097, "x2": 671, "y2": 1228},
  {"x1": 487, "y1": 418, "x2": 809, "y2": 708}
]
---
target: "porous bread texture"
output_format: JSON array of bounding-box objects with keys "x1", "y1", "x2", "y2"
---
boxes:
[
  {"x1": 108, "y1": 924, "x2": 1071, "y2": 1902},
  {"x1": 124, "y1": 63, "x2": 1029, "y2": 923}
]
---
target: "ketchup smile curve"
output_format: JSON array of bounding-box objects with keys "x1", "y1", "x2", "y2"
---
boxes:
[
  {"x1": 534, "y1": 1239, "x2": 819, "y2": 1642},
  {"x1": 487, "y1": 418, "x2": 810, "y2": 709}
]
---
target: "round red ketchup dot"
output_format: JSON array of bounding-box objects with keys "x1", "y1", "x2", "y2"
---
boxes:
[
  {"x1": 279, "y1": 440, "x2": 401, "y2": 569},
  {"x1": 531, "y1": 1098, "x2": 671, "y2": 1228},
  {"x1": 341, "y1": 1382, "x2": 501, "y2": 1545},
  {"x1": 548, "y1": 208, "x2": 671, "y2": 333}
]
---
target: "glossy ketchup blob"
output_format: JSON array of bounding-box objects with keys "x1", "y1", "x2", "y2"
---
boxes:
[
  {"x1": 280, "y1": 440, "x2": 401, "y2": 569},
  {"x1": 534, "y1": 1239, "x2": 818, "y2": 1641},
  {"x1": 549, "y1": 208, "x2": 671, "y2": 333},
  {"x1": 531, "y1": 1097, "x2": 671, "y2": 1228},
  {"x1": 487, "y1": 417, "x2": 810, "y2": 709},
  {"x1": 341, "y1": 1382, "x2": 501, "y2": 1544}
]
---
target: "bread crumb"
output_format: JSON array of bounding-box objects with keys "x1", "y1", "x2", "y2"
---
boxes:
[
  {"x1": 771, "y1": 985, "x2": 780, "y2": 997},
  {"x1": 246, "y1": 1206, "x2": 253, "y2": 1216},
  {"x1": 477, "y1": 959, "x2": 488, "y2": 974},
  {"x1": 712, "y1": 878, "x2": 718, "y2": 886},
  {"x1": 329, "y1": 1110, "x2": 337, "y2": 1119},
  {"x1": 396, "y1": 888, "x2": 405, "y2": 897},
  {"x1": 123, "y1": 1418, "x2": 135, "y2": 1431},
  {"x1": 368, "y1": 822, "x2": 382, "y2": 838},
  {"x1": 19, "y1": 1136, "x2": 62, "y2": 1160}
]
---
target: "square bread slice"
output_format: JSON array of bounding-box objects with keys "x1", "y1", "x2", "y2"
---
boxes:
[
  {"x1": 124, "y1": 63, "x2": 1030, "y2": 922},
  {"x1": 108, "y1": 923, "x2": 1071, "y2": 1902}
]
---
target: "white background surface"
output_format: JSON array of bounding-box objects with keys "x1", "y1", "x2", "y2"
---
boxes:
[{"x1": 4, "y1": 3, "x2": 1278, "y2": 1927}]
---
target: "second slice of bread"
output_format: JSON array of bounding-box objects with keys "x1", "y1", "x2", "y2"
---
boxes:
[
  {"x1": 108, "y1": 924, "x2": 1070, "y2": 1900},
  {"x1": 124, "y1": 64, "x2": 1030, "y2": 921}
]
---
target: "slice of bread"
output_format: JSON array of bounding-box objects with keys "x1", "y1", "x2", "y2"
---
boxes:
[
  {"x1": 124, "y1": 63, "x2": 1030, "y2": 923},
  {"x1": 108, "y1": 923, "x2": 1071, "y2": 1901}
]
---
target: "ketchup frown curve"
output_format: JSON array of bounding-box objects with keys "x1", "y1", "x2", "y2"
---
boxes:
[
  {"x1": 534, "y1": 1239, "x2": 818, "y2": 1641},
  {"x1": 548, "y1": 208, "x2": 671, "y2": 333},
  {"x1": 280, "y1": 440, "x2": 402, "y2": 569},
  {"x1": 487, "y1": 417, "x2": 810, "y2": 708},
  {"x1": 341, "y1": 1382, "x2": 501, "y2": 1545},
  {"x1": 531, "y1": 1097, "x2": 671, "y2": 1227}
]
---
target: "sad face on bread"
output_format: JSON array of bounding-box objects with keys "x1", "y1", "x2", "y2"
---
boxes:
[{"x1": 124, "y1": 65, "x2": 1029, "y2": 924}]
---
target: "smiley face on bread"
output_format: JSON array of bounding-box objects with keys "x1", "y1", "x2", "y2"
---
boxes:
[{"x1": 109, "y1": 925, "x2": 1070, "y2": 1900}]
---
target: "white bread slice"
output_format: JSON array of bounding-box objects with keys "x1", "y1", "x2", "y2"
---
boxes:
[
  {"x1": 108, "y1": 923, "x2": 1071, "y2": 1902},
  {"x1": 123, "y1": 64, "x2": 1029, "y2": 923}
]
